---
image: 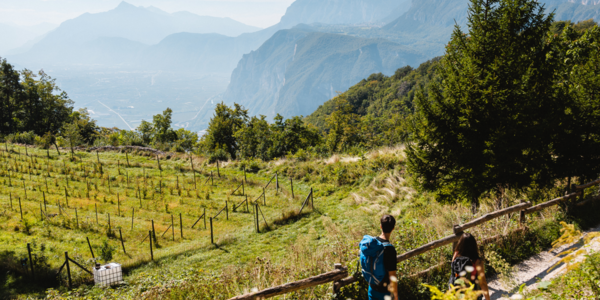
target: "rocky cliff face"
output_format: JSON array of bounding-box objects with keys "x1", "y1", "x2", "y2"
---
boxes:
[{"x1": 223, "y1": 28, "x2": 425, "y2": 119}]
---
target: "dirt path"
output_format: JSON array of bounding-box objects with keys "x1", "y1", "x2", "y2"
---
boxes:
[{"x1": 488, "y1": 224, "x2": 600, "y2": 299}]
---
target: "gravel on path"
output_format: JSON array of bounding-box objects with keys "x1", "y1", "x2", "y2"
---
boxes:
[{"x1": 487, "y1": 223, "x2": 600, "y2": 300}]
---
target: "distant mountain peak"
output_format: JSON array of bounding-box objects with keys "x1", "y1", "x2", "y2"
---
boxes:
[{"x1": 115, "y1": 1, "x2": 137, "y2": 10}]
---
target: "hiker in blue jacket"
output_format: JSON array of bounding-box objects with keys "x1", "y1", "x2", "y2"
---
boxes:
[{"x1": 360, "y1": 215, "x2": 398, "y2": 300}]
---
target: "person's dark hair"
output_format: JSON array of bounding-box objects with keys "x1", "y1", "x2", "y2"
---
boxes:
[
  {"x1": 455, "y1": 233, "x2": 480, "y2": 261},
  {"x1": 380, "y1": 215, "x2": 396, "y2": 233}
]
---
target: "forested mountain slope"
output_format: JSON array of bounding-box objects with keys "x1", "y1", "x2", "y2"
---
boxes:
[{"x1": 304, "y1": 58, "x2": 440, "y2": 147}]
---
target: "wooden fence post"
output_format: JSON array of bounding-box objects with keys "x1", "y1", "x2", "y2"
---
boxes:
[
  {"x1": 180, "y1": 213, "x2": 183, "y2": 239},
  {"x1": 276, "y1": 172, "x2": 279, "y2": 192},
  {"x1": 43, "y1": 192, "x2": 47, "y2": 212},
  {"x1": 75, "y1": 209, "x2": 79, "y2": 228},
  {"x1": 131, "y1": 208, "x2": 135, "y2": 230},
  {"x1": 311, "y1": 188, "x2": 314, "y2": 210},
  {"x1": 108, "y1": 213, "x2": 111, "y2": 233},
  {"x1": 9, "y1": 192, "x2": 12, "y2": 210},
  {"x1": 244, "y1": 168, "x2": 247, "y2": 183},
  {"x1": 119, "y1": 229, "x2": 126, "y2": 254},
  {"x1": 452, "y1": 225, "x2": 463, "y2": 252},
  {"x1": 333, "y1": 263, "x2": 344, "y2": 294},
  {"x1": 152, "y1": 220, "x2": 156, "y2": 242},
  {"x1": 217, "y1": 160, "x2": 220, "y2": 177},
  {"x1": 27, "y1": 243, "x2": 34, "y2": 279},
  {"x1": 117, "y1": 193, "x2": 120, "y2": 217},
  {"x1": 211, "y1": 171, "x2": 214, "y2": 186},
  {"x1": 291, "y1": 178, "x2": 294, "y2": 199},
  {"x1": 19, "y1": 197, "x2": 23, "y2": 219},
  {"x1": 65, "y1": 252, "x2": 72, "y2": 288},
  {"x1": 226, "y1": 201, "x2": 229, "y2": 220},
  {"x1": 149, "y1": 230, "x2": 153, "y2": 261},
  {"x1": 171, "y1": 215, "x2": 175, "y2": 241},
  {"x1": 263, "y1": 187, "x2": 266, "y2": 205},
  {"x1": 256, "y1": 203, "x2": 260, "y2": 233},
  {"x1": 204, "y1": 208, "x2": 207, "y2": 229},
  {"x1": 86, "y1": 237, "x2": 95, "y2": 259},
  {"x1": 210, "y1": 217, "x2": 214, "y2": 244}
]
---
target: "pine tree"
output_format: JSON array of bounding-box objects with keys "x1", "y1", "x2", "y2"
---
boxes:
[{"x1": 407, "y1": 0, "x2": 559, "y2": 207}]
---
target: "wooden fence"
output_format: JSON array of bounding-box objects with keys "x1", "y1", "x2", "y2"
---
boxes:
[{"x1": 228, "y1": 179, "x2": 600, "y2": 300}]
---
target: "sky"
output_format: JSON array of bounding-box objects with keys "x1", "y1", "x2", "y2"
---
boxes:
[{"x1": 0, "y1": 0, "x2": 295, "y2": 28}]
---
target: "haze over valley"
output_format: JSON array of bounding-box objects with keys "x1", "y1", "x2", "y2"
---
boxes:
[{"x1": 3, "y1": 0, "x2": 600, "y2": 132}]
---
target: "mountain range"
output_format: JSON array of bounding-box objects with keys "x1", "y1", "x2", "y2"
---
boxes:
[{"x1": 6, "y1": 0, "x2": 600, "y2": 131}]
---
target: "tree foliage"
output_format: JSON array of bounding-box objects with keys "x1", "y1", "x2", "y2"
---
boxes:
[
  {"x1": 407, "y1": 0, "x2": 600, "y2": 205},
  {"x1": 203, "y1": 103, "x2": 320, "y2": 161},
  {"x1": 0, "y1": 59, "x2": 73, "y2": 137}
]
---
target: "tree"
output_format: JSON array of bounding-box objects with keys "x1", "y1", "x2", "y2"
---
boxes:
[
  {"x1": 69, "y1": 108, "x2": 99, "y2": 145},
  {"x1": 326, "y1": 95, "x2": 361, "y2": 152},
  {"x1": 137, "y1": 120, "x2": 153, "y2": 144},
  {"x1": 203, "y1": 102, "x2": 248, "y2": 159},
  {"x1": 152, "y1": 108, "x2": 176, "y2": 144},
  {"x1": 553, "y1": 25, "x2": 600, "y2": 183},
  {"x1": 62, "y1": 122, "x2": 81, "y2": 159},
  {"x1": 235, "y1": 115, "x2": 272, "y2": 160},
  {"x1": 174, "y1": 128, "x2": 199, "y2": 151},
  {"x1": 407, "y1": 0, "x2": 559, "y2": 207}
]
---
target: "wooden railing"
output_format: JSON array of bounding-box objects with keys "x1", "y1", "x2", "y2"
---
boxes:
[{"x1": 228, "y1": 180, "x2": 599, "y2": 300}]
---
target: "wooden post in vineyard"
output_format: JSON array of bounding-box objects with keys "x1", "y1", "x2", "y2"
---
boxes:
[
  {"x1": 291, "y1": 177, "x2": 294, "y2": 199},
  {"x1": 180, "y1": 213, "x2": 183, "y2": 239}
]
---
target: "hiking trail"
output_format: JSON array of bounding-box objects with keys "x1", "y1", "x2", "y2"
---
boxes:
[{"x1": 488, "y1": 223, "x2": 600, "y2": 299}]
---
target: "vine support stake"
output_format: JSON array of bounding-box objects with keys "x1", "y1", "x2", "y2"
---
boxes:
[
  {"x1": 27, "y1": 243, "x2": 34, "y2": 279},
  {"x1": 149, "y1": 230, "x2": 153, "y2": 261},
  {"x1": 119, "y1": 229, "x2": 126, "y2": 255},
  {"x1": 86, "y1": 237, "x2": 95, "y2": 259},
  {"x1": 180, "y1": 213, "x2": 183, "y2": 239},
  {"x1": 210, "y1": 217, "x2": 214, "y2": 244},
  {"x1": 65, "y1": 252, "x2": 72, "y2": 288}
]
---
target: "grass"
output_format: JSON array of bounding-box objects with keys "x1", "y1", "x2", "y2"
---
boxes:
[{"x1": 0, "y1": 144, "x2": 598, "y2": 299}]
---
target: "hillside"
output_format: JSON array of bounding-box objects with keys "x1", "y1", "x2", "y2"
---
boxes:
[
  {"x1": 305, "y1": 59, "x2": 435, "y2": 126},
  {"x1": 3, "y1": 144, "x2": 598, "y2": 300},
  {"x1": 222, "y1": 28, "x2": 426, "y2": 120}
]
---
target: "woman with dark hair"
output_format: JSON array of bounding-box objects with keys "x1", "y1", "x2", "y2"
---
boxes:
[{"x1": 449, "y1": 233, "x2": 490, "y2": 300}]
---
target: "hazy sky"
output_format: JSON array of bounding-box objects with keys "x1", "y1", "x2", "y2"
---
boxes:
[{"x1": 0, "y1": 0, "x2": 295, "y2": 28}]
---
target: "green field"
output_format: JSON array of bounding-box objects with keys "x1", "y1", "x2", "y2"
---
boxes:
[
  {"x1": 1, "y1": 144, "x2": 598, "y2": 299},
  {"x1": 0, "y1": 145, "x2": 320, "y2": 295}
]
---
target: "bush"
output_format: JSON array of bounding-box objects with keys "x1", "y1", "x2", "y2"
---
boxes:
[
  {"x1": 209, "y1": 148, "x2": 230, "y2": 163},
  {"x1": 239, "y1": 158, "x2": 262, "y2": 173},
  {"x1": 98, "y1": 240, "x2": 116, "y2": 263},
  {"x1": 6, "y1": 131, "x2": 38, "y2": 145}
]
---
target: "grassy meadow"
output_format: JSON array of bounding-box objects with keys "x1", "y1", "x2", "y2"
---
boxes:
[{"x1": 0, "y1": 144, "x2": 598, "y2": 299}]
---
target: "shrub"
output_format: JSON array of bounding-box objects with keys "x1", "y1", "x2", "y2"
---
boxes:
[
  {"x1": 239, "y1": 158, "x2": 262, "y2": 173},
  {"x1": 208, "y1": 148, "x2": 230, "y2": 163},
  {"x1": 98, "y1": 240, "x2": 116, "y2": 262},
  {"x1": 6, "y1": 131, "x2": 38, "y2": 145}
]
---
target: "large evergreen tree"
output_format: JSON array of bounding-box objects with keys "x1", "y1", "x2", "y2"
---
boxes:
[{"x1": 407, "y1": 0, "x2": 560, "y2": 206}]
